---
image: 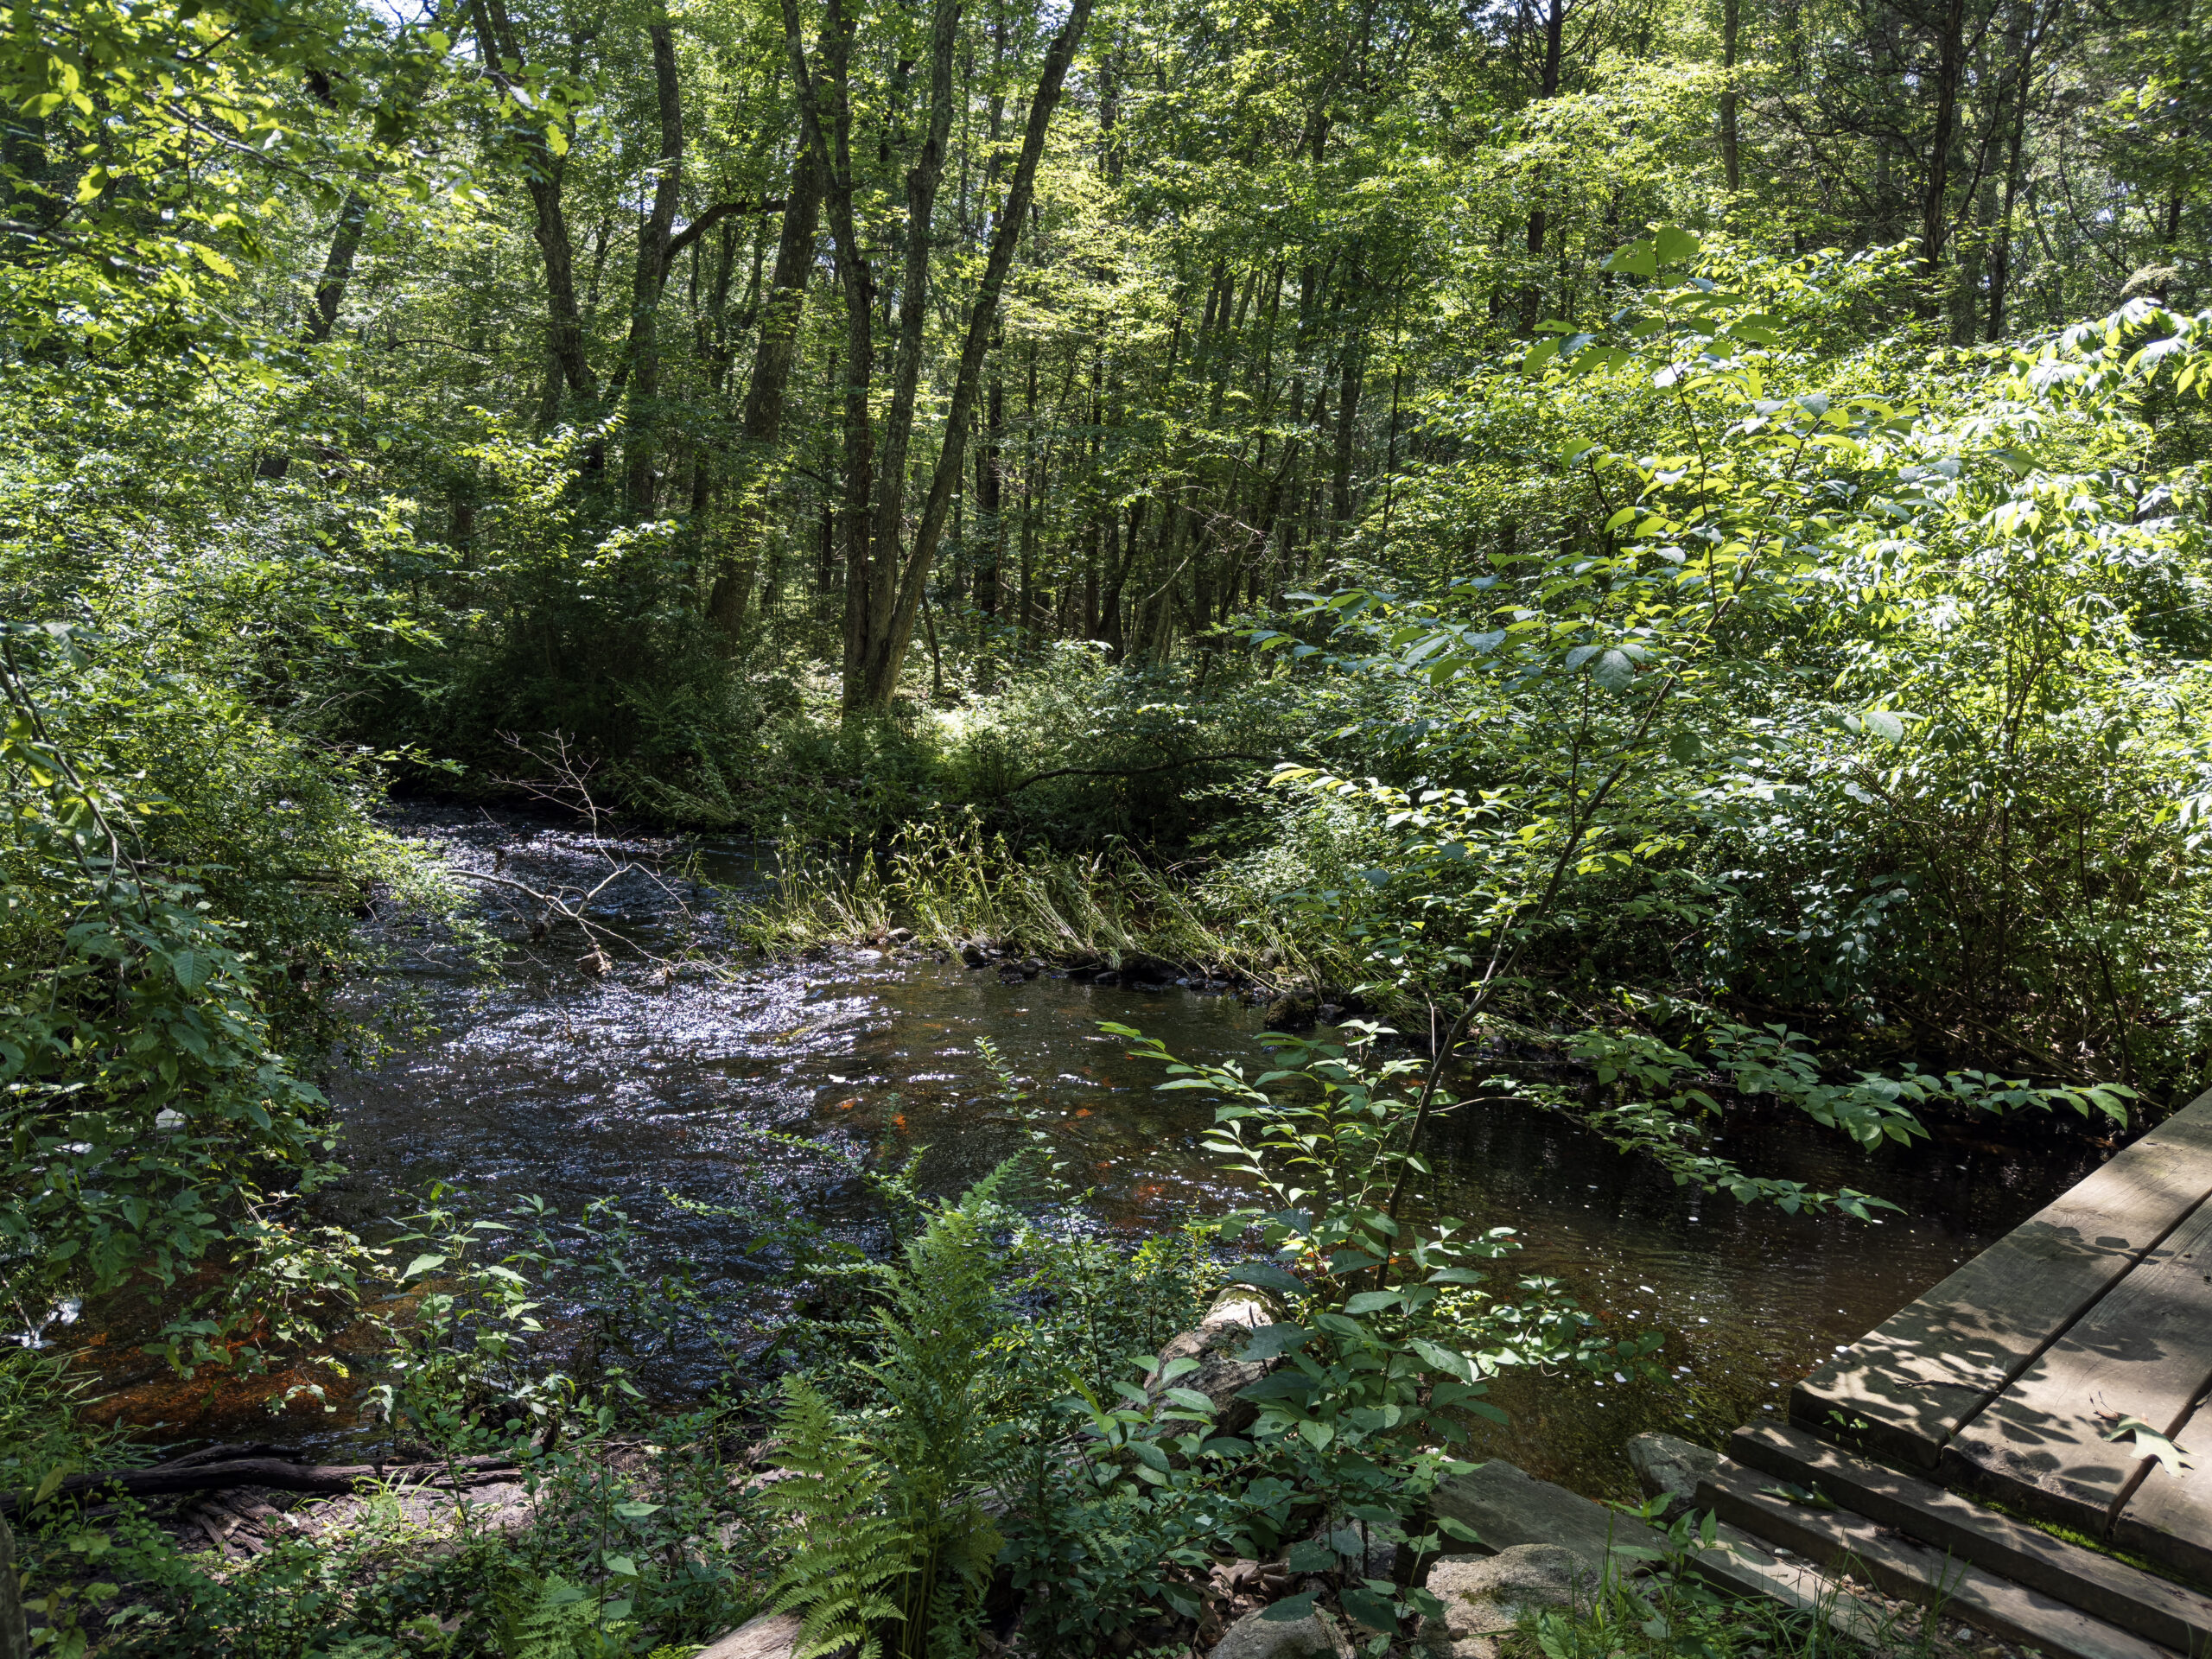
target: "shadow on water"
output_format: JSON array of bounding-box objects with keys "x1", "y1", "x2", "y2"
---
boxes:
[{"x1": 84, "y1": 808, "x2": 2104, "y2": 1491}]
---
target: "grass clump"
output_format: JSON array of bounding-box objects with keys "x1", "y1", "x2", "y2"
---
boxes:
[{"x1": 730, "y1": 813, "x2": 1357, "y2": 995}]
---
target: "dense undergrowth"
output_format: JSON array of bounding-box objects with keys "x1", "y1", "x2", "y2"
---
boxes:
[{"x1": 4, "y1": 1027, "x2": 1650, "y2": 1658}]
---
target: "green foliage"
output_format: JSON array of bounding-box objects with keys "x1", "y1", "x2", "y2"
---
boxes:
[
  {"x1": 0, "y1": 619, "x2": 365, "y2": 1312},
  {"x1": 1258, "y1": 230, "x2": 2212, "y2": 1119},
  {"x1": 1106, "y1": 1021, "x2": 1647, "y2": 1643},
  {"x1": 7, "y1": 1192, "x2": 776, "y2": 1658},
  {"x1": 1518, "y1": 1495, "x2": 1955, "y2": 1659},
  {"x1": 497, "y1": 1573, "x2": 619, "y2": 1659},
  {"x1": 4, "y1": 0, "x2": 2210, "y2": 1640}
]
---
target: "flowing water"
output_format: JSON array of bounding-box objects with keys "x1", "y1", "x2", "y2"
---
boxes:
[{"x1": 86, "y1": 808, "x2": 2107, "y2": 1499}]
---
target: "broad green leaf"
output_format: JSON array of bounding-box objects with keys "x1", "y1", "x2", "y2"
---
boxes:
[
  {"x1": 1604, "y1": 238, "x2": 1657, "y2": 277},
  {"x1": 1226, "y1": 1262, "x2": 1306, "y2": 1295},
  {"x1": 1592, "y1": 649, "x2": 1637, "y2": 690},
  {"x1": 1654, "y1": 226, "x2": 1700, "y2": 267},
  {"x1": 1341, "y1": 1586, "x2": 1401, "y2": 1633},
  {"x1": 1237, "y1": 1323, "x2": 1310, "y2": 1362}
]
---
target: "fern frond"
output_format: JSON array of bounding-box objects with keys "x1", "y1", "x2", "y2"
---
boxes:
[
  {"x1": 496, "y1": 1573, "x2": 599, "y2": 1659},
  {"x1": 768, "y1": 1376, "x2": 915, "y2": 1659}
]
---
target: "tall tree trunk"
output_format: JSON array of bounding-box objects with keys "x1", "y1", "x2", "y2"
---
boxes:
[
  {"x1": 1985, "y1": 0, "x2": 2039, "y2": 341},
  {"x1": 1918, "y1": 0, "x2": 1969, "y2": 299},
  {"x1": 978, "y1": 341, "x2": 1005, "y2": 621},
  {"x1": 480, "y1": 0, "x2": 599, "y2": 408},
  {"x1": 1331, "y1": 335, "x2": 1363, "y2": 537},
  {"x1": 851, "y1": 0, "x2": 961, "y2": 707},
  {"x1": 781, "y1": 0, "x2": 877, "y2": 694},
  {"x1": 307, "y1": 191, "x2": 373, "y2": 346},
  {"x1": 621, "y1": 17, "x2": 685, "y2": 514},
  {"x1": 257, "y1": 2, "x2": 465, "y2": 480},
  {"x1": 974, "y1": 17, "x2": 1010, "y2": 633},
  {"x1": 850, "y1": 0, "x2": 1098, "y2": 709},
  {"x1": 709, "y1": 149, "x2": 823, "y2": 644},
  {"x1": 1719, "y1": 0, "x2": 1742, "y2": 193},
  {"x1": 1519, "y1": 0, "x2": 1566, "y2": 330},
  {"x1": 254, "y1": 191, "x2": 376, "y2": 480}
]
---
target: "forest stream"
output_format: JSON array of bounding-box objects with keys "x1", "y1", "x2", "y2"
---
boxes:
[{"x1": 78, "y1": 809, "x2": 2105, "y2": 1503}]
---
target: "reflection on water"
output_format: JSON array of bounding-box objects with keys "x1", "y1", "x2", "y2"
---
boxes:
[{"x1": 97, "y1": 809, "x2": 2106, "y2": 1492}]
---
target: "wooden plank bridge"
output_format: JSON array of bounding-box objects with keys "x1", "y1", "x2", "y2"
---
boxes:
[{"x1": 1694, "y1": 1088, "x2": 2212, "y2": 1659}]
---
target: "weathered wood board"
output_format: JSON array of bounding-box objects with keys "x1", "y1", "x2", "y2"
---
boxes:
[
  {"x1": 1941, "y1": 1184, "x2": 2212, "y2": 1536},
  {"x1": 1791, "y1": 1089, "x2": 2212, "y2": 1471},
  {"x1": 1730, "y1": 1421, "x2": 2212, "y2": 1651},
  {"x1": 1692, "y1": 1522, "x2": 1893, "y2": 1646},
  {"x1": 1697, "y1": 1462, "x2": 2184, "y2": 1659},
  {"x1": 2111, "y1": 1392, "x2": 2212, "y2": 1586}
]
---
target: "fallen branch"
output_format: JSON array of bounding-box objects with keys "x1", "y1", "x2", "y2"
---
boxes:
[{"x1": 3, "y1": 1453, "x2": 518, "y2": 1516}]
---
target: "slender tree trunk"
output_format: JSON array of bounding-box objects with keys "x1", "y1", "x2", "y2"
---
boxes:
[
  {"x1": 1519, "y1": 0, "x2": 1566, "y2": 330},
  {"x1": 255, "y1": 191, "x2": 376, "y2": 480},
  {"x1": 480, "y1": 0, "x2": 600, "y2": 408},
  {"x1": 621, "y1": 17, "x2": 685, "y2": 514},
  {"x1": 974, "y1": 19, "x2": 1009, "y2": 633},
  {"x1": 1331, "y1": 335, "x2": 1363, "y2": 537},
  {"x1": 308, "y1": 191, "x2": 373, "y2": 346},
  {"x1": 979, "y1": 348, "x2": 1004, "y2": 621},
  {"x1": 1719, "y1": 0, "x2": 1742, "y2": 193},
  {"x1": 852, "y1": 0, "x2": 1099, "y2": 708},
  {"x1": 851, "y1": 0, "x2": 961, "y2": 706},
  {"x1": 781, "y1": 0, "x2": 877, "y2": 692},
  {"x1": 256, "y1": 0, "x2": 466, "y2": 481},
  {"x1": 1919, "y1": 0, "x2": 1969, "y2": 300},
  {"x1": 1985, "y1": 1, "x2": 2039, "y2": 341},
  {"x1": 709, "y1": 149, "x2": 823, "y2": 644}
]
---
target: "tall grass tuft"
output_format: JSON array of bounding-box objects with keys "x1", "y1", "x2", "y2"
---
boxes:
[{"x1": 730, "y1": 815, "x2": 1354, "y2": 995}]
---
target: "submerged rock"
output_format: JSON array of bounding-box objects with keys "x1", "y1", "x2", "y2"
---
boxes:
[{"x1": 1117, "y1": 954, "x2": 1180, "y2": 986}]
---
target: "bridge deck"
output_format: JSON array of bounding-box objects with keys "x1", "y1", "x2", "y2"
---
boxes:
[{"x1": 1790, "y1": 1086, "x2": 2212, "y2": 1588}]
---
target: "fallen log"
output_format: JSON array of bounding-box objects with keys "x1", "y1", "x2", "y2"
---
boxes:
[{"x1": 3, "y1": 1453, "x2": 519, "y2": 1517}]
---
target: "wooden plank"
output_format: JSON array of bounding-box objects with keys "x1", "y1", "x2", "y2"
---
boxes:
[
  {"x1": 2112, "y1": 1393, "x2": 2212, "y2": 1587},
  {"x1": 1941, "y1": 1185, "x2": 2212, "y2": 1538},
  {"x1": 1697, "y1": 1462, "x2": 2183, "y2": 1659},
  {"x1": 1792, "y1": 1088, "x2": 2212, "y2": 1471},
  {"x1": 1730, "y1": 1421, "x2": 2212, "y2": 1652},
  {"x1": 1688, "y1": 1521, "x2": 1894, "y2": 1646}
]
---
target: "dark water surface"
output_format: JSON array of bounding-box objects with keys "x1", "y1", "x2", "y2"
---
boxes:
[{"x1": 98, "y1": 810, "x2": 2109, "y2": 1496}]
